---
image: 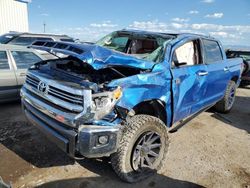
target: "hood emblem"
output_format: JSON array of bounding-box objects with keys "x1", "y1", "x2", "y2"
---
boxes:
[{"x1": 37, "y1": 81, "x2": 48, "y2": 94}]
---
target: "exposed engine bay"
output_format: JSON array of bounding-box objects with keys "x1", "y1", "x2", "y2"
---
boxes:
[{"x1": 31, "y1": 56, "x2": 147, "y2": 89}]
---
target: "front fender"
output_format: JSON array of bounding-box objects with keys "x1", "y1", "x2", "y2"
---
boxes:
[{"x1": 108, "y1": 70, "x2": 172, "y2": 126}]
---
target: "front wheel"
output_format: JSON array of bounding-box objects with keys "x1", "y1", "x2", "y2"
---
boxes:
[
  {"x1": 214, "y1": 80, "x2": 237, "y2": 113},
  {"x1": 111, "y1": 115, "x2": 169, "y2": 183}
]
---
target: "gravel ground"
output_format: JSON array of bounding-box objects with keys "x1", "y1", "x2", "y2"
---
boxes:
[{"x1": 0, "y1": 87, "x2": 249, "y2": 188}]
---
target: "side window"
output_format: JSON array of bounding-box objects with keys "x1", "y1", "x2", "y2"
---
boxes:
[
  {"x1": 11, "y1": 51, "x2": 42, "y2": 69},
  {"x1": 35, "y1": 37, "x2": 53, "y2": 41},
  {"x1": 8, "y1": 37, "x2": 34, "y2": 46},
  {"x1": 0, "y1": 51, "x2": 9, "y2": 70},
  {"x1": 9, "y1": 37, "x2": 53, "y2": 46},
  {"x1": 60, "y1": 38, "x2": 75, "y2": 42},
  {"x1": 173, "y1": 41, "x2": 197, "y2": 67},
  {"x1": 101, "y1": 36, "x2": 129, "y2": 52},
  {"x1": 112, "y1": 37, "x2": 128, "y2": 47},
  {"x1": 202, "y1": 39, "x2": 223, "y2": 64}
]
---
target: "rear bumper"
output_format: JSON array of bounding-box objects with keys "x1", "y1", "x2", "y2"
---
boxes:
[{"x1": 21, "y1": 87, "x2": 120, "y2": 158}]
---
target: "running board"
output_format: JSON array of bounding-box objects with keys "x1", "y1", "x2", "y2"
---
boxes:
[{"x1": 168, "y1": 104, "x2": 215, "y2": 133}]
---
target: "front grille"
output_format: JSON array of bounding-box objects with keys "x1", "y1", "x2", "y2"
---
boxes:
[
  {"x1": 25, "y1": 73, "x2": 84, "y2": 111},
  {"x1": 25, "y1": 88, "x2": 74, "y2": 113},
  {"x1": 48, "y1": 86, "x2": 83, "y2": 105},
  {"x1": 26, "y1": 74, "x2": 40, "y2": 88}
]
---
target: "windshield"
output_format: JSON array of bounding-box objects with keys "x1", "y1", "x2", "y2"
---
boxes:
[
  {"x1": 96, "y1": 31, "x2": 173, "y2": 63},
  {"x1": 0, "y1": 34, "x2": 16, "y2": 44}
]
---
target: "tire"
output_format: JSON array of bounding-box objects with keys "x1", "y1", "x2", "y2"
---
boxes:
[
  {"x1": 214, "y1": 80, "x2": 236, "y2": 113},
  {"x1": 111, "y1": 115, "x2": 169, "y2": 183}
]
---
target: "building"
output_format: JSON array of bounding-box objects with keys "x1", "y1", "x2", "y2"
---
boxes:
[{"x1": 0, "y1": 0, "x2": 30, "y2": 35}]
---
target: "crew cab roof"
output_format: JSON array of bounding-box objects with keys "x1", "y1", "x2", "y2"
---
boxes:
[
  {"x1": 29, "y1": 30, "x2": 221, "y2": 70},
  {"x1": 120, "y1": 29, "x2": 216, "y2": 40}
]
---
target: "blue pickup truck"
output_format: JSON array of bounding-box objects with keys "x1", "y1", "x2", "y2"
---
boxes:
[{"x1": 21, "y1": 30, "x2": 242, "y2": 182}]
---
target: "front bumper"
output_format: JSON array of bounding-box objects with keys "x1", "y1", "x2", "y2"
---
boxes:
[{"x1": 21, "y1": 87, "x2": 120, "y2": 158}]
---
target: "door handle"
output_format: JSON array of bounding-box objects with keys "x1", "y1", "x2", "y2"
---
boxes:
[
  {"x1": 197, "y1": 71, "x2": 208, "y2": 76},
  {"x1": 19, "y1": 73, "x2": 26, "y2": 77},
  {"x1": 224, "y1": 67, "x2": 229, "y2": 72}
]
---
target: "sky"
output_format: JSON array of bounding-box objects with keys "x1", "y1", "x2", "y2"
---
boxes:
[{"x1": 28, "y1": 0, "x2": 250, "y2": 46}]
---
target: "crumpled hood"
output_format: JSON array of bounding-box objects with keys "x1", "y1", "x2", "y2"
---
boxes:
[
  {"x1": 30, "y1": 41, "x2": 155, "y2": 70},
  {"x1": 79, "y1": 44, "x2": 155, "y2": 70}
]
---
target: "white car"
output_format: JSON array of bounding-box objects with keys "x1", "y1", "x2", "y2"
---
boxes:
[{"x1": 0, "y1": 44, "x2": 46, "y2": 102}]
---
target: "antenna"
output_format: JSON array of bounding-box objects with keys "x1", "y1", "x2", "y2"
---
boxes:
[{"x1": 43, "y1": 21, "x2": 46, "y2": 33}]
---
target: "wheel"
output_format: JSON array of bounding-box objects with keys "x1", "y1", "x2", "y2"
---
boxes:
[
  {"x1": 214, "y1": 80, "x2": 236, "y2": 113},
  {"x1": 111, "y1": 115, "x2": 169, "y2": 183}
]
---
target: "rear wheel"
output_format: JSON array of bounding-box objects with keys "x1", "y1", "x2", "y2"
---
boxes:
[
  {"x1": 111, "y1": 115, "x2": 169, "y2": 183},
  {"x1": 214, "y1": 80, "x2": 236, "y2": 113}
]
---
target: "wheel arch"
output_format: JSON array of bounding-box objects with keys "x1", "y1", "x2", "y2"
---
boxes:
[
  {"x1": 231, "y1": 75, "x2": 239, "y2": 83},
  {"x1": 131, "y1": 99, "x2": 167, "y2": 125}
]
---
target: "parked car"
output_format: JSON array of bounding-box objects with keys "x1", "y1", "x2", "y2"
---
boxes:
[
  {"x1": 20, "y1": 30, "x2": 242, "y2": 182},
  {"x1": 0, "y1": 32, "x2": 75, "y2": 59},
  {"x1": 0, "y1": 32, "x2": 75, "y2": 46},
  {"x1": 0, "y1": 44, "x2": 45, "y2": 102},
  {"x1": 226, "y1": 49, "x2": 250, "y2": 85}
]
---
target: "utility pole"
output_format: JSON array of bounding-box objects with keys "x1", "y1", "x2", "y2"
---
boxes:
[{"x1": 43, "y1": 21, "x2": 46, "y2": 33}]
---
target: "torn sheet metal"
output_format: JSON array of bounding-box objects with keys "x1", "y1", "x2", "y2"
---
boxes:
[
  {"x1": 30, "y1": 42, "x2": 155, "y2": 70},
  {"x1": 30, "y1": 40, "x2": 173, "y2": 126},
  {"x1": 80, "y1": 45, "x2": 156, "y2": 70},
  {"x1": 29, "y1": 32, "x2": 179, "y2": 127},
  {"x1": 108, "y1": 63, "x2": 173, "y2": 127}
]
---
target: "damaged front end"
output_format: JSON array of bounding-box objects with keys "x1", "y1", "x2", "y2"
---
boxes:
[
  {"x1": 24, "y1": 53, "x2": 148, "y2": 123},
  {"x1": 21, "y1": 33, "x2": 173, "y2": 158},
  {"x1": 21, "y1": 53, "x2": 153, "y2": 158}
]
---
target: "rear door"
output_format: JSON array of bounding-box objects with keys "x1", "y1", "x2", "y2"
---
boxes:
[
  {"x1": 171, "y1": 39, "x2": 208, "y2": 123},
  {"x1": 201, "y1": 39, "x2": 230, "y2": 106},
  {"x1": 0, "y1": 50, "x2": 18, "y2": 101},
  {"x1": 10, "y1": 50, "x2": 43, "y2": 88}
]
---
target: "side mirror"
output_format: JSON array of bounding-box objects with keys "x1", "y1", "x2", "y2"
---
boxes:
[
  {"x1": 177, "y1": 62, "x2": 187, "y2": 66},
  {"x1": 173, "y1": 60, "x2": 187, "y2": 67}
]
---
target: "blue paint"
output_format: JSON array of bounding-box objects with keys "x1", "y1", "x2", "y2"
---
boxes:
[{"x1": 31, "y1": 30, "x2": 242, "y2": 127}]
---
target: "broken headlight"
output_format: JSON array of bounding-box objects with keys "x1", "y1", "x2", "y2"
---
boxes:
[{"x1": 92, "y1": 87, "x2": 122, "y2": 120}]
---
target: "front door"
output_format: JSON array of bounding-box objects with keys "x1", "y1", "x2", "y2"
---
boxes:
[
  {"x1": 0, "y1": 50, "x2": 18, "y2": 101},
  {"x1": 171, "y1": 39, "x2": 208, "y2": 123}
]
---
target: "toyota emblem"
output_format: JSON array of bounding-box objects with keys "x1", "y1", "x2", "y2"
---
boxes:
[{"x1": 38, "y1": 81, "x2": 48, "y2": 94}]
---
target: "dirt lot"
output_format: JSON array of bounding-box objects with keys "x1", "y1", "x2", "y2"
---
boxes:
[{"x1": 0, "y1": 87, "x2": 249, "y2": 188}]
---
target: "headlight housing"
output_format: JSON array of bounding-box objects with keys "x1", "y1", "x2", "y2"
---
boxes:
[{"x1": 92, "y1": 87, "x2": 122, "y2": 120}]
